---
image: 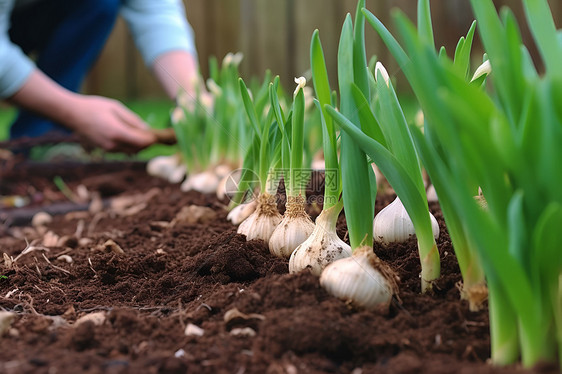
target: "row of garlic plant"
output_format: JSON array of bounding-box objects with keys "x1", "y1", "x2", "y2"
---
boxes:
[
  {"x1": 161, "y1": 53, "x2": 249, "y2": 195},
  {"x1": 366, "y1": 0, "x2": 561, "y2": 368},
  {"x1": 158, "y1": 0, "x2": 479, "y2": 313},
  {"x1": 181, "y1": 0, "x2": 445, "y2": 308},
  {"x1": 152, "y1": 0, "x2": 562, "y2": 369},
  {"x1": 160, "y1": 0, "x2": 482, "y2": 313}
]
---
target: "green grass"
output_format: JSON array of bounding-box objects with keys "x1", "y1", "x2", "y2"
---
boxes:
[
  {"x1": 0, "y1": 105, "x2": 16, "y2": 141},
  {"x1": 126, "y1": 100, "x2": 177, "y2": 160}
]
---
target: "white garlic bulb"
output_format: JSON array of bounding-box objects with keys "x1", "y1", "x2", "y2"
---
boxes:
[
  {"x1": 214, "y1": 164, "x2": 233, "y2": 179},
  {"x1": 311, "y1": 158, "x2": 326, "y2": 171},
  {"x1": 268, "y1": 195, "x2": 315, "y2": 258},
  {"x1": 289, "y1": 205, "x2": 351, "y2": 275},
  {"x1": 217, "y1": 168, "x2": 241, "y2": 200},
  {"x1": 181, "y1": 170, "x2": 220, "y2": 194},
  {"x1": 373, "y1": 197, "x2": 439, "y2": 245},
  {"x1": 146, "y1": 154, "x2": 185, "y2": 183},
  {"x1": 237, "y1": 193, "x2": 282, "y2": 242},
  {"x1": 426, "y1": 184, "x2": 438, "y2": 202},
  {"x1": 320, "y1": 246, "x2": 398, "y2": 311},
  {"x1": 227, "y1": 200, "x2": 257, "y2": 225}
]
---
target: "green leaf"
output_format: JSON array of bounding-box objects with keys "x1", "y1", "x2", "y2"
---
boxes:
[
  {"x1": 453, "y1": 20, "x2": 477, "y2": 79},
  {"x1": 417, "y1": 0, "x2": 435, "y2": 47},
  {"x1": 362, "y1": 8, "x2": 410, "y2": 71},
  {"x1": 239, "y1": 78, "x2": 262, "y2": 140},
  {"x1": 328, "y1": 105, "x2": 435, "y2": 256},
  {"x1": 522, "y1": 0, "x2": 562, "y2": 76},
  {"x1": 350, "y1": 84, "x2": 387, "y2": 148},
  {"x1": 374, "y1": 69, "x2": 425, "y2": 197},
  {"x1": 338, "y1": 13, "x2": 374, "y2": 248},
  {"x1": 290, "y1": 84, "x2": 306, "y2": 196},
  {"x1": 353, "y1": 0, "x2": 369, "y2": 97},
  {"x1": 310, "y1": 30, "x2": 339, "y2": 175}
]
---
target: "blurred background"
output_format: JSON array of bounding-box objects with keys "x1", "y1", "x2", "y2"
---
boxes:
[
  {"x1": 83, "y1": 0, "x2": 562, "y2": 100},
  {"x1": 1, "y1": 0, "x2": 561, "y2": 142}
]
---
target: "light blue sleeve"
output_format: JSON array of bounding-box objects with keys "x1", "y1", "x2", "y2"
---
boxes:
[
  {"x1": 120, "y1": 0, "x2": 197, "y2": 67},
  {"x1": 0, "y1": 0, "x2": 35, "y2": 99}
]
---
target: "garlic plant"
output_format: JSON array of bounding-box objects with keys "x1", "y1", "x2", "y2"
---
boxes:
[
  {"x1": 373, "y1": 197, "x2": 439, "y2": 245},
  {"x1": 236, "y1": 76, "x2": 283, "y2": 244},
  {"x1": 268, "y1": 77, "x2": 314, "y2": 258},
  {"x1": 171, "y1": 53, "x2": 254, "y2": 196},
  {"x1": 320, "y1": 3, "x2": 399, "y2": 311},
  {"x1": 289, "y1": 30, "x2": 351, "y2": 275},
  {"x1": 327, "y1": 56, "x2": 441, "y2": 292}
]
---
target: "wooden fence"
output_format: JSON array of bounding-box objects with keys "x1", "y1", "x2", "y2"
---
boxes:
[{"x1": 83, "y1": 0, "x2": 562, "y2": 100}]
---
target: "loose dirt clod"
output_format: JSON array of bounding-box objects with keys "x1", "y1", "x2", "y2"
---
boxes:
[
  {"x1": 224, "y1": 308, "x2": 265, "y2": 331},
  {"x1": 42, "y1": 230, "x2": 60, "y2": 247},
  {"x1": 94, "y1": 239, "x2": 125, "y2": 254},
  {"x1": 172, "y1": 205, "x2": 216, "y2": 225},
  {"x1": 56, "y1": 255, "x2": 73, "y2": 263},
  {"x1": 74, "y1": 312, "x2": 106, "y2": 327}
]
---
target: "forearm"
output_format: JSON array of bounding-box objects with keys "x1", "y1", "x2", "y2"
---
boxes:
[
  {"x1": 7, "y1": 69, "x2": 80, "y2": 130},
  {"x1": 152, "y1": 50, "x2": 202, "y2": 100},
  {"x1": 7, "y1": 68, "x2": 156, "y2": 151}
]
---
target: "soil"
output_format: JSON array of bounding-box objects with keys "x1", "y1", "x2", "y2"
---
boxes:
[{"x1": 0, "y1": 158, "x2": 558, "y2": 374}]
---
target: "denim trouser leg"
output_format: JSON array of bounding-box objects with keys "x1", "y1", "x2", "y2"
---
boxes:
[{"x1": 9, "y1": 0, "x2": 121, "y2": 139}]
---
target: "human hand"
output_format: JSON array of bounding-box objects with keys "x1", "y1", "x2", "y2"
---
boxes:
[{"x1": 67, "y1": 95, "x2": 157, "y2": 152}]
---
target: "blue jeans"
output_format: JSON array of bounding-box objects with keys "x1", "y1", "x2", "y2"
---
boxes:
[{"x1": 9, "y1": 0, "x2": 120, "y2": 139}]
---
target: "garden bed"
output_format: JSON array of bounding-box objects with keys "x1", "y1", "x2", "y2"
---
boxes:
[{"x1": 0, "y1": 158, "x2": 555, "y2": 374}]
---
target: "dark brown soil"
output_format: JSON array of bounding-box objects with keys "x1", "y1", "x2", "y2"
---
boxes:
[{"x1": 0, "y1": 160, "x2": 557, "y2": 374}]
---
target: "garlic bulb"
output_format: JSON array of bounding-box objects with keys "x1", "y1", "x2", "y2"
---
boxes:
[
  {"x1": 289, "y1": 205, "x2": 351, "y2": 275},
  {"x1": 146, "y1": 154, "x2": 185, "y2": 183},
  {"x1": 214, "y1": 164, "x2": 233, "y2": 179},
  {"x1": 237, "y1": 193, "x2": 282, "y2": 242},
  {"x1": 372, "y1": 163, "x2": 387, "y2": 190},
  {"x1": 320, "y1": 246, "x2": 398, "y2": 311},
  {"x1": 373, "y1": 197, "x2": 439, "y2": 245},
  {"x1": 311, "y1": 149, "x2": 327, "y2": 171},
  {"x1": 311, "y1": 158, "x2": 326, "y2": 171},
  {"x1": 217, "y1": 168, "x2": 241, "y2": 200},
  {"x1": 181, "y1": 170, "x2": 220, "y2": 194},
  {"x1": 426, "y1": 184, "x2": 438, "y2": 202},
  {"x1": 269, "y1": 195, "x2": 315, "y2": 258},
  {"x1": 227, "y1": 200, "x2": 257, "y2": 225}
]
